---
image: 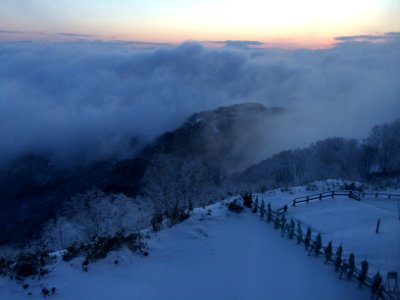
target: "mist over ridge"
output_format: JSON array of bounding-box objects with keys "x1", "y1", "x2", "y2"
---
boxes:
[{"x1": 1, "y1": 33, "x2": 400, "y2": 167}]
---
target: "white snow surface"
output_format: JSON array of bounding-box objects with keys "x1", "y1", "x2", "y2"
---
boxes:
[
  {"x1": 0, "y1": 198, "x2": 374, "y2": 300},
  {"x1": 256, "y1": 186, "x2": 400, "y2": 275}
]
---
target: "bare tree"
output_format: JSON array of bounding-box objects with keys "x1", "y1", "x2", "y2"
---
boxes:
[{"x1": 141, "y1": 154, "x2": 210, "y2": 215}]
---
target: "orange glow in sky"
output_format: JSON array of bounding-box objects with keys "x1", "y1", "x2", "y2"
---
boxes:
[{"x1": 0, "y1": 0, "x2": 399, "y2": 48}]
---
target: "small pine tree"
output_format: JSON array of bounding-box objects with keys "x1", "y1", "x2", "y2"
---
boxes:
[
  {"x1": 280, "y1": 214, "x2": 286, "y2": 234},
  {"x1": 304, "y1": 227, "x2": 311, "y2": 250},
  {"x1": 371, "y1": 272, "x2": 382, "y2": 295},
  {"x1": 267, "y1": 203, "x2": 272, "y2": 223},
  {"x1": 358, "y1": 260, "x2": 369, "y2": 287},
  {"x1": 334, "y1": 245, "x2": 343, "y2": 271},
  {"x1": 347, "y1": 253, "x2": 355, "y2": 279},
  {"x1": 259, "y1": 200, "x2": 265, "y2": 219},
  {"x1": 314, "y1": 234, "x2": 322, "y2": 256},
  {"x1": 288, "y1": 219, "x2": 295, "y2": 239},
  {"x1": 274, "y1": 215, "x2": 280, "y2": 229},
  {"x1": 324, "y1": 242, "x2": 333, "y2": 262},
  {"x1": 253, "y1": 197, "x2": 259, "y2": 213},
  {"x1": 243, "y1": 192, "x2": 252, "y2": 208},
  {"x1": 297, "y1": 222, "x2": 303, "y2": 244}
]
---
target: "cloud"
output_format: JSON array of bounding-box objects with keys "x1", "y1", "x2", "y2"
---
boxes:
[
  {"x1": 0, "y1": 29, "x2": 45, "y2": 35},
  {"x1": 0, "y1": 34, "x2": 399, "y2": 166},
  {"x1": 58, "y1": 32, "x2": 98, "y2": 38},
  {"x1": 206, "y1": 40, "x2": 265, "y2": 48}
]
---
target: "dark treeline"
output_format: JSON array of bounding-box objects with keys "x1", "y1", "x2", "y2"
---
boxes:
[{"x1": 237, "y1": 119, "x2": 400, "y2": 189}]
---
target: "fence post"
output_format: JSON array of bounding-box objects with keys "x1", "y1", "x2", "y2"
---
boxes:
[
  {"x1": 331, "y1": 191, "x2": 334, "y2": 198},
  {"x1": 293, "y1": 200, "x2": 296, "y2": 207},
  {"x1": 376, "y1": 219, "x2": 381, "y2": 233},
  {"x1": 306, "y1": 196, "x2": 309, "y2": 203},
  {"x1": 319, "y1": 193, "x2": 322, "y2": 200}
]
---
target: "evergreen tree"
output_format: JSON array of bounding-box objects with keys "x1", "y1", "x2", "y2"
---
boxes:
[
  {"x1": 274, "y1": 215, "x2": 280, "y2": 229},
  {"x1": 253, "y1": 197, "x2": 259, "y2": 214},
  {"x1": 288, "y1": 219, "x2": 295, "y2": 239},
  {"x1": 304, "y1": 227, "x2": 311, "y2": 250},
  {"x1": 243, "y1": 192, "x2": 252, "y2": 208},
  {"x1": 347, "y1": 253, "x2": 355, "y2": 279},
  {"x1": 314, "y1": 233, "x2": 322, "y2": 256},
  {"x1": 358, "y1": 260, "x2": 369, "y2": 287},
  {"x1": 267, "y1": 203, "x2": 272, "y2": 223},
  {"x1": 371, "y1": 272, "x2": 382, "y2": 296},
  {"x1": 297, "y1": 221, "x2": 303, "y2": 244},
  {"x1": 324, "y1": 242, "x2": 333, "y2": 262},
  {"x1": 334, "y1": 245, "x2": 343, "y2": 271},
  {"x1": 259, "y1": 200, "x2": 265, "y2": 219},
  {"x1": 280, "y1": 214, "x2": 286, "y2": 234}
]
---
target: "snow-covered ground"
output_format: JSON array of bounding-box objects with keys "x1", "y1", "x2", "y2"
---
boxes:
[
  {"x1": 1, "y1": 200, "x2": 372, "y2": 300},
  {"x1": 257, "y1": 187, "x2": 400, "y2": 276}
]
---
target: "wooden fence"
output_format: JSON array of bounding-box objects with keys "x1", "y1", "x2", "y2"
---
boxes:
[
  {"x1": 276, "y1": 190, "x2": 400, "y2": 213},
  {"x1": 268, "y1": 190, "x2": 400, "y2": 299}
]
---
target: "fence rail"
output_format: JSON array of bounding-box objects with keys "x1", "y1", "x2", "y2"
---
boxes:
[{"x1": 276, "y1": 190, "x2": 400, "y2": 213}]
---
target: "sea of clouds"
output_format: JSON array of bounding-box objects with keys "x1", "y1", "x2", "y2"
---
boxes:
[{"x1": 1, "y1": 33, "x2": 399, "y2": 165}]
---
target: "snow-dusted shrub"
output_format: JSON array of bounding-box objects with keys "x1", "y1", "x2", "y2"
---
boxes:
[
  {"x1": 0, "y1": 249, "x2": 54, "y2": 280},
  {"x1": 228, "y1": 201, "x2": 244, "y2": 213},
  {"x1": 151, "y1": 212, "x2": 163, "y2": 232},
  {"x1": 62, "y1": 232, "x2": 147, "y2": 265},
  {"x1": 169, "y1": 206, "x2": 190, "y2": 225},
  {"x1": 41, "y1": 190, "x2": 152, "y2": 251}
]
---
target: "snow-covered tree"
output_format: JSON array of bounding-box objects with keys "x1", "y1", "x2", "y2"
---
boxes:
[
  {"x1": 347, "y1": 253, "x2": 355, "y2": 279},
  {"x1": 324, "y1": 242, "x2": 333, "y2": 262},
  {"x1": 314, "y1": 233, "x2": 322, "y2": 256},
  {"x1": 141, "y1": 154, "x2": 210, "y2": 215},
  {"x1": 274, "y1": 215, "x2": 280, "y2": 229},
  {"x1": 371, "y1": 272, "x2": 383, "y2": 296},
  {"x1": 288, "y1": 219, "x2": 295, "y2": 239},
  {"x1": 280, "y1": 214, "x2": 286, "y2": 234},
  {"x1": 335, "y1": 245, "x2": 343, "y2": 271},
  {"x1": 304, "y1": 227, "x2": 311, "y2": 250},
  {"x1": 267, "y1": 203, "x2": 272, "y2": 223},
  {"x1": 41, "y1": 190, "x2": 151, "y2": 250},
  {"x1": 296, "y1": 222, "x2": 303, "y2": 244},
  {"x1": 366, "y1": 119, "x2": 400, "y2": 174},
  {"x1": 259, "y1": 200, "x2": 265, "y2": 219},
  {"x1": 253, "y1": 197, "x2": 259, "y2": 214},
  {"x1": 358, "y1": 260, "x2": 369, "y2": 287}
]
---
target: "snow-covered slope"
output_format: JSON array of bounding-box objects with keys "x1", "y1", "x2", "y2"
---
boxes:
[{"x1": 1, "y1": 200, "x2": 371, "y2": 300}]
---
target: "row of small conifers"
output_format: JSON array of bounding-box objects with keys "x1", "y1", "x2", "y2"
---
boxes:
[{"x1": 232, "y1": 193, "x2": 391, "y2": 300}]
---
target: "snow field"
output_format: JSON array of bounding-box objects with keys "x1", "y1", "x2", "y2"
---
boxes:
[{"x1": 1, "y1": 201, "x2": 370, "y2": 300}]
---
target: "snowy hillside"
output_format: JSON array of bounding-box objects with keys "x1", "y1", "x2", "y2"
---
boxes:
[{"x1": 3, "y1": 190, "x2": 394, "y2": 299}]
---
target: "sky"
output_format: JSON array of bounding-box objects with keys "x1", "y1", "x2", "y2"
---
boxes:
[{"x1": 1, "y1": 0, "x2": 400, "y2": 48}]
